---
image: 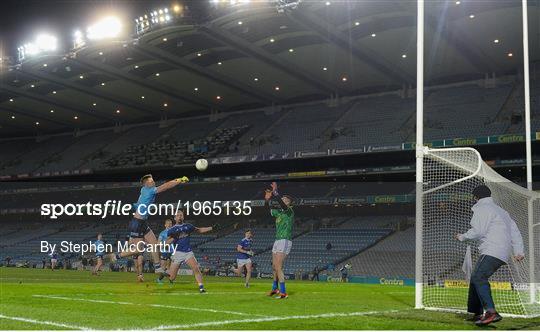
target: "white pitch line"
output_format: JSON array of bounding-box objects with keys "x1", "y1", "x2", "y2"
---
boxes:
[
  {"x1": 149, "y1": 291, "x2": 263, "y2": 296},
  {"x1": 154, "y1": 309, "x2": 400, "y2": 330},
  {"x1": 33, "y1": 295, "x2": 268, "y2": 317},
  {"x1": 0, "y1": 313, "x2": 92, "y2": 330}
]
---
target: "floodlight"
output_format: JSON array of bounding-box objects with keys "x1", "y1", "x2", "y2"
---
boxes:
[
  {"x1": 18, "y1": 33, "x2": 57, "y2": 61},
  {"x1": 87, "y1": 16, "x2": 122, "y2": 40},
  {"x1": 73, "y1": 30, "x2": 85, "y2": 48}
]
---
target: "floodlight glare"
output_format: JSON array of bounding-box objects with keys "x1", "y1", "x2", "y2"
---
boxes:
[
  {"x1": 87, "y1": 16, "x2": 122, "y2": 40},
  {"x1": 18, "y1": 33, "x2": 57, "y2": 61},
  {"x1": 73, "y1": 30, "x2": 85, "y2": 48},
  {"x1": 35, "y1": 34, "x2": 57, "y2": 51}
]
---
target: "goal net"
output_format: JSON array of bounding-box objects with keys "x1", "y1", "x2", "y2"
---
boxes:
[{"x1": 420, "y1": 147, "x2": 540, "y2": 318}]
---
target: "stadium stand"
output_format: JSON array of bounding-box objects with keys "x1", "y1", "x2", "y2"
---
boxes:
[
  {"x1": 422, "y1": 84, "x2": 513, "y2": 140},
  {"x1": 341, "y1": 226, "x2": 415, "y2": 279},
  {"x1": 252, "y1": 102, "x2": 351, "y2": 153},
  {"x1": 0, "y1": 213, "x2": 409, "y2": 277},
  {"x1": 102, "y1": 125, "x2": 249, "y2": 169},
  {"x1": 323, "y1": 95, "x2": 414, "y2": 149},
  {"x1": 0, "y1": 79, "x2": 539, "y2": 176},
  {"x1": 255, "y1": 223, "x2": 393, "y2": 275}
]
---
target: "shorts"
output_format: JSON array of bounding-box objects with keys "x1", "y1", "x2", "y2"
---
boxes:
[
  {"x1": 237, "y1": 258, "x2": 252, "y2": 267},
  {"x1": 128, "y1": 217, "x2": 151, "y2": 238},
  {"x1": 50, "y1": 259, "x2": 57, "y2": 264},
  {"x1": 272, "y1": 239, "x2": 292, "y2": 255},
  {"x1": 171, "y1": 251, "x2": 195, "y2": 265},
  {"x1": 160, "y1": 252, "x2": 172, "y2": 261},
  {"x1": 96, "y1": 253, "x2": 104, "y2": 260}
]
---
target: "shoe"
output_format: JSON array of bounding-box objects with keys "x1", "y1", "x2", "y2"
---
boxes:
[
  {"x1": 138, "y1": 274, "x2": 145, "y2": 282},
  {"x1": 268, "y1": 289, "x2": 279, "y2": 296},
  {"x1": 245, "y1": 283, "x2": 250, "y2": 288},
  {"x1": 200, "y1": 288, "x2": 206, "y2": 293},
  {"x1": 475, "y1": 311, "x2": 502, "y2": 326},
  {"x1": 275, "y1": 293, "x2": 288, "y2": 299},
  {"x1": 155, "y1": 277, "x2": 163, "y2": 284}
]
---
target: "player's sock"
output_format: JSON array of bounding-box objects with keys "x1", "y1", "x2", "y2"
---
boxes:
[
  {"x1": 115, "y1": 253, "x2": 121, "y2": 260},
  {"x1": 272, "y1": 280, "x2": 278, "y2": 291},
  {"x1": 279, "y1": 282, "x2": 286, "y2": 294}
]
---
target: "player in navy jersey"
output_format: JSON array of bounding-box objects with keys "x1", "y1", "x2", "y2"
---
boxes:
[
  {"x1": 233, "y1": 229, "x2": 254, "y2": 288},
  {"x1": 157, "y1": 210, "x2": 215, "y2": 293},
  {"x1": 92, "y1": 233, "x2": 105, "y2": 275},
  {"x1": 112, "y1": 174, "x2": 189, "y2": 275},
  {"x1": 49, "y1": 251, "x2": 58, "y2": 270},
  {"x1": 158, "y1": 219, "x2": 174, "y2": 270}
]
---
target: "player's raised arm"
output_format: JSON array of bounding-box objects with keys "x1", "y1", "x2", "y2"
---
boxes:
[
  {"x1": 196, "y1": 223, "x2": 219, "y2": 234},
  {"x1": 270, "y1": 182, "x2": 291, "y2": 210},
  {"x1": 156, "y1": 176, "x2": 189, "y2": 194}
]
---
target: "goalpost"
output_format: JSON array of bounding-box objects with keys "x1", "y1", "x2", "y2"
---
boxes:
[{"x1": 415, "y1": 0, "x2": 540, "y2": 318}]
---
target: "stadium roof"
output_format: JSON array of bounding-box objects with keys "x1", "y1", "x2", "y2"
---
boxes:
[{"x1": 0, "y1": 0, "x2": 538, "y2": 138}]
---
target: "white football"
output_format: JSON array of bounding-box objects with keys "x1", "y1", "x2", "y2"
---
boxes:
[{"x1": 195, "y1": 158, "x2": 208, "y2": 171}]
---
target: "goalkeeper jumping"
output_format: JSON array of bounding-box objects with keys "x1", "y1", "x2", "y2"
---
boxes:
[{"x1": 455, "y1": 185, "x2": 524, "y2": 326}]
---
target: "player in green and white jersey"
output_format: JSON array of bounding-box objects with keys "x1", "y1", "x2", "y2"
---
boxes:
[{"x1": 265, "y1": 181, "x2": 294, "y2": 299}]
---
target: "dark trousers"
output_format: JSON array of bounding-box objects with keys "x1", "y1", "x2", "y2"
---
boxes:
[{"x1": 467, "y1": 255, "x2": 505, "y2": 314}]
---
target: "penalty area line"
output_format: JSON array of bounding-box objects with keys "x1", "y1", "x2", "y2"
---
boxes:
[
  {"x1": 154, "y1": 309, "x2": 401, "y2": 330},
  {"x1": 33, "y1": 294, "x2": 268, "y2": 317},
  {"x1": 0, "y1": 313, "x2": 91, "y2": 330}
]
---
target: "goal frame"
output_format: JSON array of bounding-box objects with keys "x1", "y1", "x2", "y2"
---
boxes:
[
  {"x1": 414, "y1": 0, "x2": 538, "y2": 317},
  {"x1": 416, "y1": 147, "x2": 539, "y2": 318}
]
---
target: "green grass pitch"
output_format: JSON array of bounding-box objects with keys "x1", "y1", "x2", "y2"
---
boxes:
[{"x1": 1, "y1": 267, "x2": 539, "y2": 330}]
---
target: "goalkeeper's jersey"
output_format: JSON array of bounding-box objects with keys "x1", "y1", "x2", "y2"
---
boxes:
[{"x1": 271, "y1": 207, "x2": 294, "y2": 241}]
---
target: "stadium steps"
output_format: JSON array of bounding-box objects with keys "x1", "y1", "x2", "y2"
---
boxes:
[
  {"x1": 316, "y1": 100, "x2": 356, "y2": 150},
  {"x1": 251, "y1": 107, "x2": 292, "y2": 143},
  {"x1": 328, "y1": 228, "x2": 397, "y2": 272},
  {"x1": 32, "y1": 133, "x2": 93, "y2": 174},
  {"x1": 73, "y1": 131, "x2": 122, "y2": 170},
  {"x1": 0, "y1": 227, "x2": 63, "y2": 248},
  {"x1": 494, "y1": 82, "x2": 520, "y2": 124}
]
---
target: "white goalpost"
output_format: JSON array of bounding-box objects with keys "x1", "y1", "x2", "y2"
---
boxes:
[{"x1": 415, "y1": 0, "x2": 540, "y2": 318}]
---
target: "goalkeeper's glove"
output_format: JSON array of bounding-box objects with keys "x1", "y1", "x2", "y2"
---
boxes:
[{"x1": 175, "y1": 176, "x2": 189, "y2": 183}]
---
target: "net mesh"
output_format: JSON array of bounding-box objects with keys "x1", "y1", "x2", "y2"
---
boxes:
[{"x1": 422, "y1": 147, "x2": 540, "y2": 317}]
